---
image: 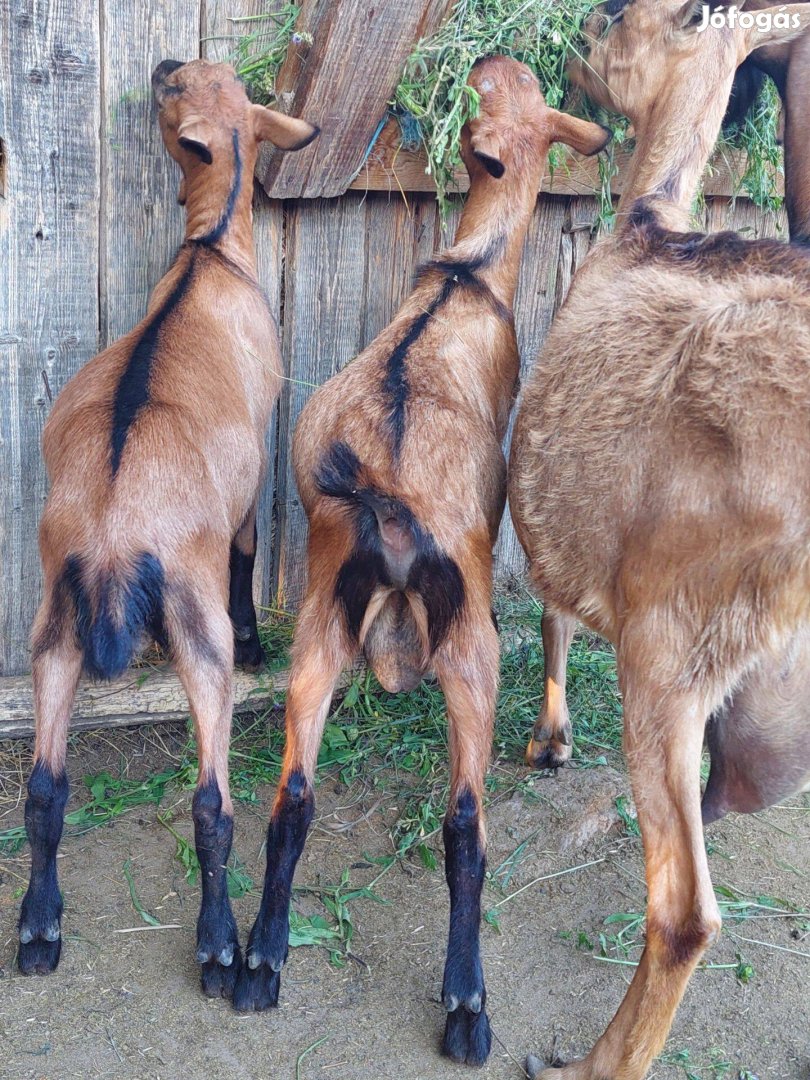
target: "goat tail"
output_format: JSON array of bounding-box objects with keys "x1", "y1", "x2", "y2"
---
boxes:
[
  {"x1": 316, "y1": 441, "x2": 465, "y2": 692},
  {"x1": 64, "y1": 552, "x2": 165, "y2": 681}
]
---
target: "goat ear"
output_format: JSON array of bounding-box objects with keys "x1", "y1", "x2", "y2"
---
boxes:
[
  {"x1": 470, "y1": 131, "x2": 506, "y2": 178},
  {"x1": 549, "y1": 111, "x2": 612, "y2": 157},
  {"x1": 675, "y1": 0, "x2": 704, "y2": 29},
  {"x1": 177, "y1": 115, "x2": 214, "y2": 165},
  {"x1": 252, "y1": 105, "x2": 320, "y2": 150},
  {"x1": 740, "y1": 4, "x2": 809, "y2": 55}
]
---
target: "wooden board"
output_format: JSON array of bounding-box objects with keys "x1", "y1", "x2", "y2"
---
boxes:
[
  {"x1": 349, "y1": 119, "x2": 786, "y2": 201},
  {"x1": 274, "y1": 194, "x2": 369, "y2": 606},
  {"x1": 259, "y1": 0, "x2": 453, "y2": 199},
  {"x1": 100, "y1": 1, "x2": 201, "y2": 345},
  {"x1": 0, "y1": 0, "x2": 102, "y2": 677},
  {"x1": 0, "y1": 666, "x2": 282, "y2": 740}
]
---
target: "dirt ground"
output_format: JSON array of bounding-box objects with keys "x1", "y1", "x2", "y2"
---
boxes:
[{"x1": 0, "y1": 724, "x2": 807, "y2": 1080}]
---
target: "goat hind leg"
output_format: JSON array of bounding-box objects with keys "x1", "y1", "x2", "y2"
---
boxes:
[
  {"x1": 435, "y1": 615, "x2": 499, "y2": 1067},
  {"x1": 233, "y1": 601, "x2": 351, "y2": 1012},
  {"x1": 529, "y1": 666, "x2": 721, "y2": 1080},
  {"x1": 172, "y1": 600, "x2": 242, "y2": 999},
  {"x1": 526, "y1": 607, "x2": 575, "y2": 769},
  {"x1": 229, "y1": 503, "x2": 264, "y2": 671},
  {"x1": 19, "y1": 607, "x2": 81, "y2": 974}
]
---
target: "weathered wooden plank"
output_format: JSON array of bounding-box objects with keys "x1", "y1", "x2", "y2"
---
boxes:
[
  {"x1": 706, "y1": 193, "x2": 789, "y2": 238},
  {"x1": 349, "y1": 119, "x2": 785, "y2": 201},
  {"x1": 0, "y1": 0, "x2": 101, "y2": 677},
  {"x1": 260, "y1": 0, "x2": 453, "y2": 199},
  {"x1": 274, "y1": 194, "x2": 369, "y2": 607},
  {"x1": 361, "y1": 192, "x2": 438, "y2": 343},
  {"x1": 0, "y1": 666, "x2": 283, "y2": 740},
  {"x1": 100, "y1": 2, "x2": 201, "y2": 345},
  {"x1": 202, "y1": 0, "x2": 285, "y2": 608}
]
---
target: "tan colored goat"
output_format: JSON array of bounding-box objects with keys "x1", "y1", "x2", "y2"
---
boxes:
[
  {"x1": 508, "y1": 5, "x2": 810, "y2": 1078},
  {"x1": 230, "y1": 56, "x2": 609, "y2": 1065},
  {"x1": 18, "y1": 59, "x2": 317, "y2": 999}
]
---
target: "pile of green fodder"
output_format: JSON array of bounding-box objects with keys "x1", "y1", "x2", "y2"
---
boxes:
[{"x1": 229, "y1": 0, "x2": 783, "y2": 222}]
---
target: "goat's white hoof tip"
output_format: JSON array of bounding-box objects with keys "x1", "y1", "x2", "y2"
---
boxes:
[
  {"x1": 247, "y1": 951, "x2": 262, "y2": 970},
  {"x1": 19, "y1": 928, "x2": 34, "y2": 944}
]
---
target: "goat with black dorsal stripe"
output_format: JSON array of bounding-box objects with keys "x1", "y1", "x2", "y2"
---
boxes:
[
  {"x1": 232, "y1": 56, "x2": 609, "y2": 1065},
  {"x1": 18, "y1": 59, "x2": 318, "y2": 999}
]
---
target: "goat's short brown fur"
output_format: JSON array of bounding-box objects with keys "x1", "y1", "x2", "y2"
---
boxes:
[
  {"x1": 513, "y1": 5, "x2": 810, "y2": 1078},
  {"x1": 19, "y1": 58, "x2": 317, "y2": 998},
  {"x1": 231, "y1": 56, "x2": 609, "y2": 1060}
]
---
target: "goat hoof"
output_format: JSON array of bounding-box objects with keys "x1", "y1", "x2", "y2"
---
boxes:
[
  {"x1": 526, "y1": 720, "x2": 572, "y2": 770},
  {"x1": 232, "y1": 962, "x2": 281, "y2": 1012},
  {"x1": 234, "y1": 632, "x2": 265, "y2": 673},
  {"x1": 18, "y1": 933, "x2": 61, "y2": 975},
  {"x1": 200, "y1": 945, "x2": 242, "y2": 999},
  {"x1": 442, "y1": 1004, "x2": 492, "y2": 1067}
]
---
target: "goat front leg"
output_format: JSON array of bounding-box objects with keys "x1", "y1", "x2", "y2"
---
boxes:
[
  {"x1": 233, "y1": 601, "x2": 351, "y2": 1012},
  {"x1": 229, "y1": 502, "x2": 264, "y2": 671},
  {"x1": 526, "y1": 607, "x2": 576, "y2": 769},
  {"x1": 18, "y1": 606, "x2": 82, "y2": 974},
  {"x1": 529, "y1": 659, "x2": 721, "y2": 1080},
  {"x1": 435, "y1": 612, "x2": 499, "y2": 1066}
]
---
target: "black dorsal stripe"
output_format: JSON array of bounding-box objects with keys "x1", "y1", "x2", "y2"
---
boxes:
[
  {"x1": 110, "y1": 253, "x2": 197, "y2": 476},
  {"x1": 382, "y1": 238, "x2": 511, "y2": 458},
  {"x1": 198, "y1": 129, "x2": 242, "y2": 248},
  {"x1": 109, "y1": 129, "x2": 243, "y2": 476}
]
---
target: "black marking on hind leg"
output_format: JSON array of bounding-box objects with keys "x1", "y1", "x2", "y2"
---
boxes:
[
  {"x1": 441, "y1": 789, "x2": 491, "y2": 1066},
  {"x1": 407, "y1": 537, "x2": 465, "y2": 652},
  {"x1": 18, "y1": 762, "x2": 69, "y2": 974},
  {"x1": 229, "y1": 523, "x2": 264, "y2": 671},
  {"x1": 193, "y1": 780, "x2": 242, "y2": 998},
  {"x1": 234, "y1": 770, "x2": 313, "y2": 1012}
]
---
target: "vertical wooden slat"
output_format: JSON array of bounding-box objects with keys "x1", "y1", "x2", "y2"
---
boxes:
[
  {"x1": 361, "y1": 192, "x2": 437, "y2": 343},
  {"x1": 202, "y1": 0, "x2": 285, "y2": 608},
  {"x1": 100, "y1": 1, "x2": 200, "y2": 346},
  {"x1": 0, "y1": 0, "x2": 101, "y2": 676},
  {"x1": 274, "y1": 194, "x2": 369, "y2": 607}
]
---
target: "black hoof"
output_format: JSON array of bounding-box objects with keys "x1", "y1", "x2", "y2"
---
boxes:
[
  {"x1": 442, "y1": 1005, "x2": 492, "y2": 1067},
  {"x1": 18, "y1": 934, "x2": 62, "y2": 975},
  {"x1": 234, "y1": 631, "x2": 265, "y2": 673},
  {"x1": 232, "y1": 962, "x2": 281, "y2": 1012},
  {"x1": 201, "y1": 945, "x2": 243, "y2": 999}
]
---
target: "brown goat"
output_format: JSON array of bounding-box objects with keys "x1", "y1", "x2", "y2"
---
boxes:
[
  {"x1": 732, "y1": 0, "x2": 810, "y2": 240},
  {"x1": 230, "y1": 56, "x2": 609, "y2": 1065},
  {"x1": 508, "y1": 5, "x2": 810, "y2": 1078},
  {"x1": 18, "y1": 59, "x2": 317, "y2": 999}
]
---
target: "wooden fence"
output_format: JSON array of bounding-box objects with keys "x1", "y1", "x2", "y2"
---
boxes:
[{"x1": 0, "y1": 0, "x2": 787, "y2": 710}]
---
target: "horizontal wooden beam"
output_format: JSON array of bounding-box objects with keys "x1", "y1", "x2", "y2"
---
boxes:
[
  {"x1": 259, "y1": 0, "x2": 453, "y2": 199},
  {"x1": 347, "y1": 120, "x2": 783, "y2": 201},
  {"x1": 0, "y1": 666, "x2": 283, "y2": 740}
]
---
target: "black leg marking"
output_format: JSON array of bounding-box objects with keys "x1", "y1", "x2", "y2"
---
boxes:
[
  {"x1": 229, "y1": 526, "x2": 264, "y2": 672},
  {"x1": 18, "y1": 762, "x2": 69, "y2": 974},
  {"x1": 233, "y1": 770, "x2": 314, "y2": 1012},
  {"x1": 441, "y1": 790, "x2": 491, "y2": 1066},
  {"x1": 193, "y1": 780, "x2": 242, "y2": 999}
]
